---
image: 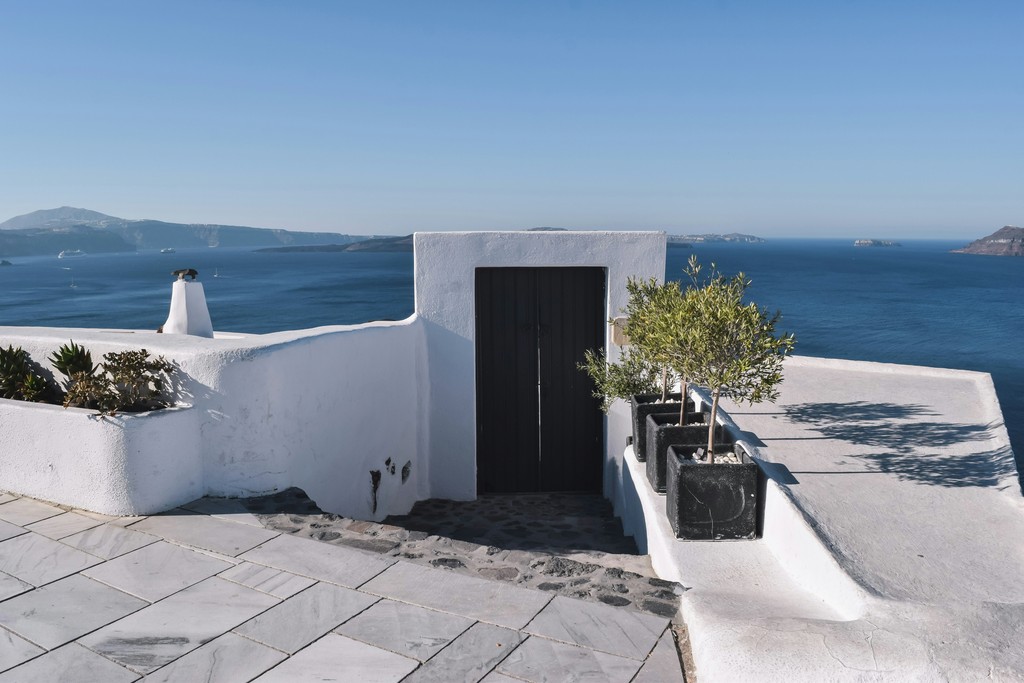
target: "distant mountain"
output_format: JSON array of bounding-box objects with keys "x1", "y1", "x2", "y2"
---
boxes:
[
  {"x1": 854, "y1": 239, "x2": 901, "y2": 247},
  {"x1": 668, "y1": 233, "x2": 764, "y2": 244},
  {"x1": 0, "y1": 207, "x2": 364, "y2": 257},
  {"x1": 257, "y1": 234, "x2": 414, "y2": 253},
  {"x1": 952, "y1": 226, "x2": 1024, "y2": 257}
]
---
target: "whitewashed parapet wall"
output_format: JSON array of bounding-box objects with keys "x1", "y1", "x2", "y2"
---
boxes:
[
  {"x1": 0, "y1": 320, "x2": 426, "y2": 518},
  {"x1": 0, "y1": 231, "x2": 664, "y2": 518},
  {"x1": 414, "y1": 231, "x2": 666, "y2": 503}
]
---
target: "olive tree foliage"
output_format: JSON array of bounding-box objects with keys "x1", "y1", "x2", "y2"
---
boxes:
[
  {"x1": 578, "y1": 346, "x2": 660, "y2": 414},
  {"x1": 620, "y1": 276, "x2": 683, "y2": 408},
  {"x1": 681, "y1": 256, "x2": 796, "y2": 462}
]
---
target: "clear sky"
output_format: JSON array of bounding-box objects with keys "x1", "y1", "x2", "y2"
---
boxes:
[{"x1": 1, "y1": 1, "x2": 1020, "y2": 238}]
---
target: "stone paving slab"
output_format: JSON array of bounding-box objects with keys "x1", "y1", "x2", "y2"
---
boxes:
[
  {"x1": 82, "y1": 540, "x2": 233, "y2": 602},
  {"x1": 79, "y1": 576, "x2": 279, "y2": 674},
  {"x1": 131, "y1": 510, "x2": 280, "y2": 557},
  {"x1": 0, "y1": 573, "x2": 32, "y2": 603},
  {"x1": 0, "y1": 492, "x2": 687, "y2": 681},
  {"x1": 238, "y1": 533, "x2": 395, "y2": 587},
  {"x1": 633, "y1": 628, "x2": 687, "y2": 683},
  {"x1": 143, "y1": 632, "x2": 286, "y2": 683},
  {"x1": 361, "y1": 560, "x2": 552, "y2": 630},
  {"x1": 180, "y1": 497, "x2": 267, "y2": 528},
  {"x1": 234, "y1": 581, "x2": 378, "y2": 654},
  {"x1": 0, "y1": 642, "x2": 141, "y2": 682},
  {"x1": 497, "y1": 635, "x2": 643, "y2": 683},
  {"x1": 61, "y1": 524, "x2": 159, "y2": 560},
  {"x1": 336, "y1": 598, "x2": 476, "y2": 661},
  {"x1": 0, "y1": 532, "x2": 102, "y2": 586},
  {"x1": 0, "y1": 522, "x2": 25, "y2": 544},
  {"x1": 0, "y1": 495, "x2": 14, "y2": 506},
  {"x1": 24, "y1": 512, "x2": 103, "y2": 540},
  {"x1": 0, "y1": 627, "x2": 44, "y2": 674},
  {"x1": 0, "y1": 498, "x2": 63, "y2": 527},
  {"x1": 401, "y1": 622, "x2": 524, "y2": 683},
  {"x1": 524, "y1": 594, "x2": 667, "y2": 661},
  {"x1": 0, "y1": 574, "x2": 147, "y2": 649},
  {"x1": 217, "y1": 561, "x2": 317, "y2": 599},
  {"x1": 253, "y1": 633, "x2": 419, "y2": 682}
]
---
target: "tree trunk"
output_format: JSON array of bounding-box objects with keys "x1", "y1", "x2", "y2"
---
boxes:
[
  {"x1": 660, "y1": 367, "x2": 668, "y2": 403},
  {"x1": 678, "y1": 377, "x2": 688, "y2": 425},
  {"x1": 706, "y1": 388, "x2": 721, "y2": 464}
]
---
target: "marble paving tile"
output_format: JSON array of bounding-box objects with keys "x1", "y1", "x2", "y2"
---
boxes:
[
  {"x1": 632, "y1": 628, "x2": 685, "y2": 683},
  {"x1": 336, "y1": 598, "x2": 474, "y2": 661},
  {"x1": 0, "y1": 533, "x2": 102, "y2": 586},
  {"x1": 0, "y1": 522, "x2": 25, "y2": 544},
  {"x1": 79, "y1": 577, "x2": 279, "y2": 674},
  {"x1": 401, "y1": 622, "x2": 523, "y2": 683},
  {"x1": 234, "y1": 582, "x2": 378, "y2": 654},
  {"x1": 237, "y1": 534, "x2": 394, "y2": 588},
  {"x1": 82, "y1": 540, "x2": 232, "y2": 601},
  {"x1": 180, "y1": 498, "x2": 266, "y2": 528},
  {"x1": 60, "y1": 524, "x2": 159, "y2": 560},
  {"x1": 77, "y1": 511, "x2": 148, "y2": 527},
  {"x1": 497, "y1": 636, "x2": 642, "y2": 683},
  {"x1": 132, "y1": 511, "x2": 279, "y2": 557},
  {"x1": 0, "y1": 627, "x2": 43, "y2": 674},
  {"x1": 25, "y1": 512, "x2": 103, "y2": 540},
  {"x1": 524, "y1": 595, "x2": 667, "y2": 660},
  {"x1": 252, "y1": 633, "x2": 418, "y2": 683},
  {"x1": 218, "y1": 562, "x2": 316, "y2": 598},
  {"x1": 0, "y1": 574, "x2": 147, "y2": 649},
  {"x1": 0, "y1": 573, "x2": 32, "y2": 603},
  {"x1": 479, "y1": 674, "x2": 523, "y2": 683},
  {"x1": 360, "y1": 561, "x2": 551, "y2": 629},
  {"x1": 143, "y1": 632, "x2": 286, "y2": 683},
  {"x1": 0, "y1": 498, "x2": 63, "y2": 527},
  {"x1": 0, "y1": 495, "x2": 15, "y2": 505},
  {"x1": 0, "y1": 642, "x2": 140, "y2": 682}
]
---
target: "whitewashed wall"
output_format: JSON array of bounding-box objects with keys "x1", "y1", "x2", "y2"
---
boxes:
[
  {"x1": 413, "y1": 231, "x2": 666, "y2": 502},
  {"x1": 0, "y1": 231, "x2": 665, "y2": 518}
]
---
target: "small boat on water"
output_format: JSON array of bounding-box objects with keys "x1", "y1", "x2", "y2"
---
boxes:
[
  {"x1": 58, "y1": 249, "x2": 86, "y2": 259},
  {"x1": 160, "y1": 248, "x2": 176, "y2": 254}
]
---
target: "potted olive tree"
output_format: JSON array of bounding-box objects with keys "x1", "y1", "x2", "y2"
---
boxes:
[
  {"x1": 619, "y1": 277, "x2": 693, "y2": 462},
  {"x1": 665, "y1": 258, "x2": 795, "y2": 539}
]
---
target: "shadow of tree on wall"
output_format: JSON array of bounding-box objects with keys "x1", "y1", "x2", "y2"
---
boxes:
[{"x1": 783, "y1": 401, "x2": 1017, "y2": 489}]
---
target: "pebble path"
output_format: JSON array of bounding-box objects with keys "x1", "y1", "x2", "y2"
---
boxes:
[{"x1": 242, "y1": 489, "x2": 686, "y2": 620}]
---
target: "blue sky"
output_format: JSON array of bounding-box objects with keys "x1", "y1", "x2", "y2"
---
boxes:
[{"x1": 1, "y1": 1, "x2": 1020, "y2": 238}]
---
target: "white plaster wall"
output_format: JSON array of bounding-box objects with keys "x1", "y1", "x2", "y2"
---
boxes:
[
  {"x1": 0, "y1": 319, "x2": 424, "y2": 520},
  {"x1": 413, "y1": 231, "x2": 666, "y2": 501}
]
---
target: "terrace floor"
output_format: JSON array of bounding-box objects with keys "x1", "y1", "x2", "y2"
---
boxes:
[{"x1": 0, "y1": 490, "x2": 685, "y2": 682}]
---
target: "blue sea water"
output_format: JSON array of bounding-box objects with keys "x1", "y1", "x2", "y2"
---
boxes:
[{"x1": 0, "y1": 240, "x2": 1021, "y2": 470}]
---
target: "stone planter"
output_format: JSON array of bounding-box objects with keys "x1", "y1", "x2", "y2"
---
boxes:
[
  {"x1": 666, "y1": 443, "x2": 759, "y2": 540},
  {"x1": 629, "y1": 393, "x2": 694, "y2": 462},
  {"x1": 644, "y1": 411, "x2": 729, "y2": 493},
  {"x1": 0, "y1": 399, "x2": 201, "y2": 515}
]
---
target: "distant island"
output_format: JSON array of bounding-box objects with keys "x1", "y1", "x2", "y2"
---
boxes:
[
  {"x1": 668, "y1": 233, "x2": 764, "y2": 246},
  {"x1": 854, "y1": 239, "x2": 901, "y2": 247},
  {"x1": 257, "y1": 235, "x2": 414, "y2": 254},
  {"x1": 952, "y1": 226, "x2": 1024, "y2": 257},
  {"x1": 0, "y1": 206, "x2": 365, "y2": 258}
]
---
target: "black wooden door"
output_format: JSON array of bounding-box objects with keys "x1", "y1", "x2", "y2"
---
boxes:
[{"x1": 475, "y1": 267, "x2": 605, "y2": 493}]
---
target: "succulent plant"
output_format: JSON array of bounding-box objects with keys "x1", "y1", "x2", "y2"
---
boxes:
[
  {"x1": 48, "y1": 340, "x2": 97, "y2": 389},
  {"x1": 0, "y1": 345, "x2": 56, "y2": 402}
]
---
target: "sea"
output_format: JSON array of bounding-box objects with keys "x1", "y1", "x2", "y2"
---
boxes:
[{"x1": 1, "y1": 239, "x2": 1021, "y2": 473}]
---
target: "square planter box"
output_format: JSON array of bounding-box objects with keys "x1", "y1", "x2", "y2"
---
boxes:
[
  {"x1": 666, "y1": 443, "x2": 759, "y2": 540},
  {"x1": 630, "y1": 393, "x2": 693, "y2": 462},
  {"x1": 0, "y1": 398, "x2": 201, "y2": 516},
  {"x1": 645, "y1": 411, "x2": 729, "y2": 493}
]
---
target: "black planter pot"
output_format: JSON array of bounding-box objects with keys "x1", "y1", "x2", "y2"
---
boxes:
[
  {"x1": 630, "y1": 393, "x2": 693, "y2": 462},
  {"x1": 666, "y1": 444, "x2": 758, "y2": 540},
  {"x1": 645, "y1": 412, "x2": 729, "y2": 493}
]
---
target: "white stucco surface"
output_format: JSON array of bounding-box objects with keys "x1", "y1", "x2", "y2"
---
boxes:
[
  {"x1": 615, "y1": 355, "x2": 1024, "y2": 681},
  {"x1": 413, "y1": 231, "x2": 665, "y2": 501}
]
